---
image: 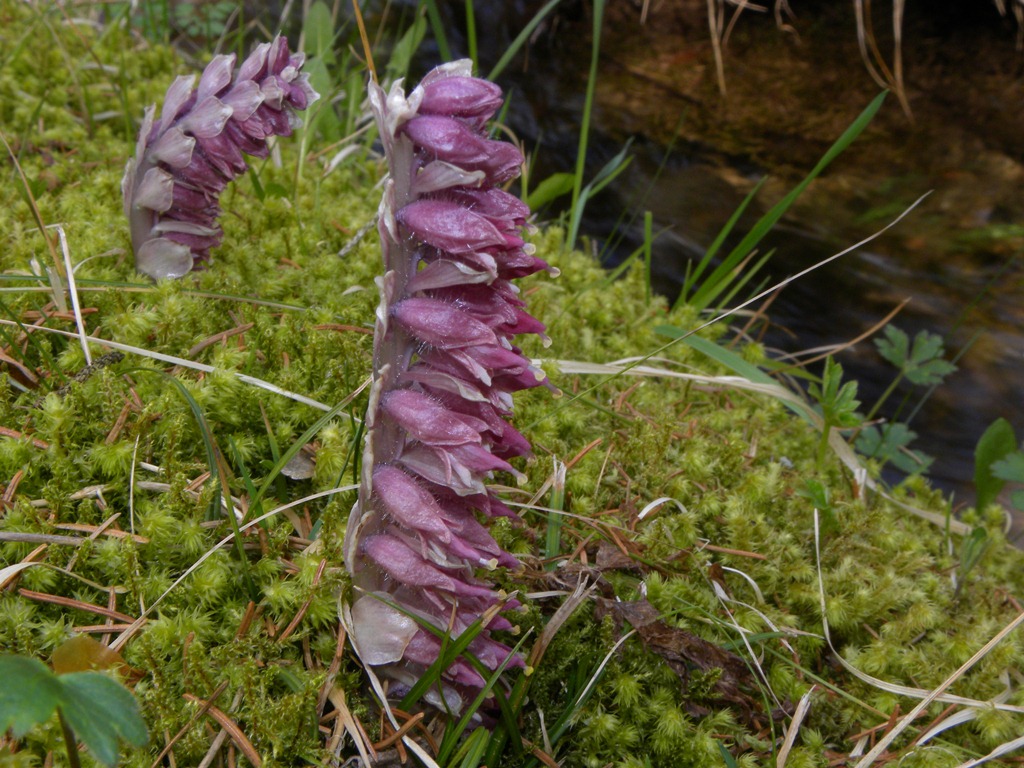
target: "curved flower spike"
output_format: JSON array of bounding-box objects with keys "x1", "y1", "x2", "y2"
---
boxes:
[
  {"x1": 122, "y1": 36, "x2": 317, "y2": 280},
  {"x1": 345, "y1": 60, "x2": 556, "y2": 716}
]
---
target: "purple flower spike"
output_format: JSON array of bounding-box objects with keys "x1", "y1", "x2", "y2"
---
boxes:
[
  {"x1": 345, "y1": 61, "x2": 555, "y2": 717},
  {"x1": 122, "y1": 37, "x2": 318, "y2": 280}
]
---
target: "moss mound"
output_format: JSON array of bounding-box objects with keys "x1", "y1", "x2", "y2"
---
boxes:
[{"x1": 2, "y1": 5, "x2": 1024, "y2": 767}]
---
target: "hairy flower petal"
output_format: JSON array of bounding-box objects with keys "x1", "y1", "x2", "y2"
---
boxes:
[
  {"x1": 382, "y1": 389, "x2": 486, "y2": 446},
  {"x1": 393, "y1": 297, "x2": 497, "y2": 349},
  {"x1": 374, "y1": 466, "x2": 452, "y2": 541},
  {"x1": 398, "y1": 199, "x2": 507, "y2": 254},
  {"x1": 419, "y1": 76, "x2": 503, "y2": 122},
  {"x1": 363, "y1": 534, "x2": 496, "y2": 599},
  {"x1": 403, "y1": 115, "x2": 523, "y2": 183}
]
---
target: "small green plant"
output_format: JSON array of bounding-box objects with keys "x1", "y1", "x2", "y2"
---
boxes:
[
  {"x1": 854, "y1": 325, "x2": 957, "y2": 474},
  {"x1": 0, "y1": 638, "x2": 147, "y2": 768},
  {"x1": 973, "y1": 417, "x2": 1018, "y2": 513},
  {"x1": 869, "y1": 325, "x2": 958, "y2": 415},
  {"x1": 808, "y1": 357, "x2": 861, "y2": 469}
]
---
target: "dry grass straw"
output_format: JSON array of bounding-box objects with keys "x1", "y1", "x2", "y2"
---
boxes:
[
  {"x1": 701, "y1": 0, "x2": 1023, "y2": 117},
  {"x1": 809, "y1": 511, "x2": 1024, "y2": 766},
  {"x1": 853, "y1": 0, "x2": 911, "y2": 118},
  {"x1": 0, "y1": 320, "x2": 341, "y2": 412},
  {"x1": 776, "y1": 686, "x2": 815, "y2": 767}
]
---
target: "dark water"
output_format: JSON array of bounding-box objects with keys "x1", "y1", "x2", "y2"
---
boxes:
[{"x1": 381, "y1": 2, "x2": 1024, "y2": 507}]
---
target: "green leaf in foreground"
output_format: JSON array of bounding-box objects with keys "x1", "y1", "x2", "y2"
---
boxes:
[
  {"x1": 59, "y1": 672, "x2": 148, "y2": 768},
  {"x1": 0, "y1": 655, "x2": 147, "y2": 768},
  {"x1": 974, "y1": 417, "x2": 1017, "y2": 512},
  {"x1": 0, "y1": 656, "x2": 63, "y2": 738}
]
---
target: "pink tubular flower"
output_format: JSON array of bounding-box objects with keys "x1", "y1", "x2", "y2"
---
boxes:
[
  {"x1": 122, "y1": 37, "x2": 318, "y2": 280},
  {"x1": 344, "y1": 60, "x2": 557, "y2": 715}
]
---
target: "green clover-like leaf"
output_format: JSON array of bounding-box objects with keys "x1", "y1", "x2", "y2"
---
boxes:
[
  {"x1": 992, "y1": 451, "x2": 1024, "y2": 484},
  {"x1": 0, "y1": 656, "x2": 63, "y2": 738},
  {"x1": 59, "y1": 672, "x2": 148, "y2": 768},
  {"x1": 875, "y1": 325, "x2": 909, "y2": 368},
  {"x1": 856, "y1": 423, "x2": 933, "y2": 474},
  {"x1": 876, "y1": 325, "x2": 957, "y2": 386}
]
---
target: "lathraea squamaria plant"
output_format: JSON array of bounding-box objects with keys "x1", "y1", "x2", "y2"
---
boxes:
[
  {"x1": 343, "y1": 60, "x2": 557, "y2": 714},
  {"x1": 122, "y1": 37, "x2": 317, "y2": 280}
]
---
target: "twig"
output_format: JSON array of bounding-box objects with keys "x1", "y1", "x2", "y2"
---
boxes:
[
  {"x1": 149, "y1": 681, "x2": 230, "y2": 768},
  {"x1": 0, "y1": 427, "x2": 49, "y2": 450},
  {"x1": 184, "y1": 691, "x2": 262, "y2": 768},
  {"x1": 0, "y1": 532, "x2": 83, "y2": 547},
  {"x1": 187, "y1": 323, "x2": 255, "y2": 358},
  {"x1": 18, "y1": 588, "x2": 137, "y2": 623}
]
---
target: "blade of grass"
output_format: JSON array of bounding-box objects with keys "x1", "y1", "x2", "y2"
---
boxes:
[
  {"x1": 643, "y1": 210, "x2": 653, "y2": 302},
  {"x1": 436, "y1": 632, "x2": 531, "y2": 765},
  {"x1": 566, "y1": 0, "x2": 609, "y2": 250},
  {"x1": 679, "y1": 177, "x2": 765, "y2": 302},
  {"x1": 422, "y1": 0, "x2": 452, "y2": 62},
  {"x1": 464, "y1": 0, "x2": 477, "y2": 67},
  {"x1": 544, "y1": 460, "x2": 566, "y2": 568},
  {"x1": 538, "y1": 629, "x2": 636, "y2": 752},
  {"x1": 127, "y1": 367, "x2": 258, "y2": 599},
  {"x1": 51, "y1": 225, "x2": 91, "y2": 366},
  {"x1": 687, "y1": 92, "x2": 888, "y2": 311},
  {"x1": 487, "y1": 0, "x2": 564, "y2": 80},
  {"x1": 1, "y1": 132, "x2": 61, "y2": 277},
  {"x1": 566, "y1": 142, "x2": 634, "y2": 251},
  {"x1": 452, "y1": 726, "x2": 489, "y2": 768}
]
